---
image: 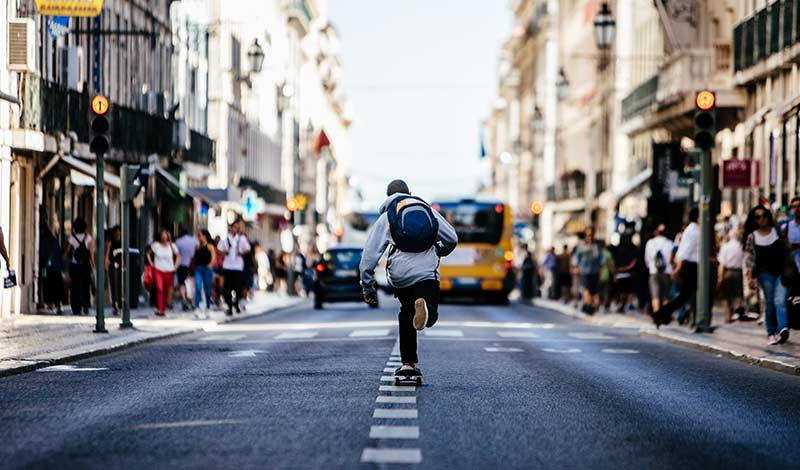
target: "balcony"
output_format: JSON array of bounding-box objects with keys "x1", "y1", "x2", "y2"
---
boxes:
[
  {"x1": 286, "y1": 0, "x2": 312, "y2": 31},
  {"x1": 546, "y1": 171, "x2": 585, "y2": 202},
  {"x1": 621, "y1": 75, "x2": 658, "y2": 122},
  {"x1": 734, "y1": 0, "x2": 799, "y2": 74}
]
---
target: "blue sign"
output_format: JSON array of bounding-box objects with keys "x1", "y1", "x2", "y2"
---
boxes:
[{"x1": 48, "y1": 16, "x2": 69, "y2": 40}]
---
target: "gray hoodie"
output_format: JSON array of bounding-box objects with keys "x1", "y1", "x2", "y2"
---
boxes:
[{"x1": 360, "y1": 193, "x2": 458, "y2": 294}]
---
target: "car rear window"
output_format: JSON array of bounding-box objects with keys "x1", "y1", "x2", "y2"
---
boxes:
[{"x1": 324, "y1": 250, "x2": 362, "y2": 270}]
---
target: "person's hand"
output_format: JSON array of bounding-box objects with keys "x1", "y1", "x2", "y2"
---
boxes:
[
  {"x1": 670, "y1": 270, "x2": 680, "y2": 282},
  {"x1": 363, "y1": 292, "x2": 378, "y2": 306},
  {"x1": 748, "y1": 277, "x2": 757, "y2": 291}
]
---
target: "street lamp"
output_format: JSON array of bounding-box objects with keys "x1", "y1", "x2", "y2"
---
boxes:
[
  {"x1": 247, "y1": 39, "x2": 266, "y2": 74},
  {"x1": 556, "y1": 67, "x2": 569, "y2": 101},
  {"x1": 593, "y1": 2, "x2": 616, "y2": 51},
  {"x1": 530, "y1": 105, "x2": 544, "y2": 133}
]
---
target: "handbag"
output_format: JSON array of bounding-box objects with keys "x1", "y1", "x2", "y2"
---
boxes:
[{"x1": 143, "y1": 264, "x2": 155, "y2": 291}]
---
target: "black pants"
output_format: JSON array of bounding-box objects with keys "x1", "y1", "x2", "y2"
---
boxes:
[
  {"x1": 69, "y1": 262, "x2": 91, "y2": 314},
  {"x1": 395, "y1": 280, "x2": 440, "y2": 365},
  {"x1": 657, "y1": 261, "x2": 698, "y2": 319},
  {"x1": 223, "y1": 269, "x2": 244, "y2": 311}
]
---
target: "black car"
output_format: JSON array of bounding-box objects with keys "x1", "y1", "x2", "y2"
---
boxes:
[{"x1": 314, "y1": 246, "x2": 377, "y2": 310}]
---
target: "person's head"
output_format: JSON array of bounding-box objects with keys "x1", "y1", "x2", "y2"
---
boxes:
[
  {"x1": 179, "y1": 225, "x2": 189, "y2": 237},
  {"x1": 688, "y1": 207, "x2": 700, "y2": 224},
  {"x1": 791, "y1": 196, "x2": 800, "y2": 218},
  {"x1": 110, "y1": 225, "x2": 121, "y2": 241},
  {"x1": 743, "y1": 205, "x2": 775, "y2": 244},
  {"x1": 228, "y1": 221, "x2": 238, "y2": 234},
  {"x1": 386, "y1": 179, "x2": 410, "y2": 196},
  {"x1": 584, "y1": 227, "x2": 594, "y2": 243},
  {"x1": 198, "y1": 229, "x2": 212, "y2": 245},
  {"x1": 159, "y1": 229, "x2": 171, "y2": 243},
  {"x1": 562, "y1": 244, "x2": 568, "y2": 253},
  {"x1": 655, "y1": 223, "x2": 666, "y2": 237},
  {"x1": 73, "y1": 217, "x2": 87, "y2": 234}
]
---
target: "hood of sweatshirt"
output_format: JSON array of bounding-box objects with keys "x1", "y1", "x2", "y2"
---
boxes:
[{"x1": 378, "y1": 192, "x2": 410, "y2": 214}]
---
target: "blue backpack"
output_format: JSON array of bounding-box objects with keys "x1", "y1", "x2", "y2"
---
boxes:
[{"x1": 386, "y1": 195, "x2": 439, "y2": 253}]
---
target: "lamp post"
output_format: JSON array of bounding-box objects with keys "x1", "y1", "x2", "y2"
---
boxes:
[
  {"x1": 556, "y1": 67, "x2": 569, "y2": 102},
  {"x1": 236, "y1": 38, "x2": 265, "y2": 87},
  {"x1": 593, "y1": 2, "x2": 616, "y2": 51}
]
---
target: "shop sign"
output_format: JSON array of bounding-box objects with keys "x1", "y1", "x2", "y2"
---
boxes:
[
  {"x1": 722, "y1": 159, "x2": 759, "y2": 189},
  {"x1": 34, "y1": 0, "x2": 103, "y2": 17}
]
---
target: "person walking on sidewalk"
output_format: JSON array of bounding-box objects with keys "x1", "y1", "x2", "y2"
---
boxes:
[
  {"x1": 644, "y1": 224, "x2": 674, "y2": 313},
  {"x1": 652, "y1": 208, "x2": 700, "y2": 327},
  {"x1": 742, "y1": 206, "x2": 792, "y2": 345},
  {"x1": 66, "y1": 217, "x2": 94, "y2": 316},
  {"x1": 104, "y1": 226, "x2": 122, "y2": 315},
  {"x1": 217, "y1": 221, "x2": 251, "y2": 315},
  {"x1": 360, "y1": 179, "x2": 457, "y2": 378},
  {"x1": 717, "y1": 228, "x2": 744, "y2": 323},
  {"x1": 192, "y1": 229, "x2": 216, "y2": 310},
  {"x1": 148, "y1": 229, "x2": 180, "y2": 317},
  {"x1": 572, "y1": 227, "x2": 602, "y2": 314},
  {"x1": 175, "y1": 227, "x2": 198, "y2": 310},
  {"x1": 40, "y1": 223, "x2": 64, "y2": 315}
]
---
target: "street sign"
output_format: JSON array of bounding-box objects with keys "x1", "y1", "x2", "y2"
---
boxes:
[
  {"x1": 34, "y1": 0, "x2": 104, "y2": 17},
  {"x1": 91, "y1": 95, "x2": 109, "y2": 115},
  {"x1": 722, "y1": 159, "x2": 759, "y2": 188},
  {"x1": 47, "y1": 16, "x2": 69, "y2": 39}
]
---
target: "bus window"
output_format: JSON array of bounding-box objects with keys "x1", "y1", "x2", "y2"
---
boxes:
[{"x1": 439, "y1": 203, "x2": 504, "y2": 245}]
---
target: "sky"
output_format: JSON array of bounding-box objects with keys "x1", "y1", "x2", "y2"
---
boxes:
[{"x1": 328, "y1": 0, "x2": 511, "y2": 210}]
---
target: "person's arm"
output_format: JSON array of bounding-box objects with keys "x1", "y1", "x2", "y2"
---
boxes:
[
  {"x1": 359, "y1": 214, "x2": 391, "y2": 302},
  {"x1": 104, "y1": 241, "x2": 112, "y2": 271},
  {"x1": 209, "y1": 246, "x2": 216, "y2": 267},
  {"x1": 240, "y1": 237, "x2": 252, "y2": 255},
  {"x1": 173, "y1": 244, "x2": 181, "y2": 270},
  {"x1": 432, "y1": 210, "x2": 458, "y2": 257},
  {"x1": 89, "y1": 238, "x2": 96, "y2": 268},
  {"x1": 146, "y1": 245, "x2": 154, "y2": 267},
  {"x1": 742, "y1": 233, "x2": 756, "y2": 288},
  {"x1": 0, "y1": 228, "x2": 10, "y2": 269}
]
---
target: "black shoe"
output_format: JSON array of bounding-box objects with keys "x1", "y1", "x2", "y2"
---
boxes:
[
  {"x1": 225, "y1": 309, "x2": 233, "y2": 316},
  {"x1": 779, "y1": 327, "x2": 790, "y2": 344},
  {"x1": 234, "y1": 304, "x2": 241, "y2": 314}
]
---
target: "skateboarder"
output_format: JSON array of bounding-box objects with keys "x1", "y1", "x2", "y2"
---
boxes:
[{"x1": 360, "y1": 180, "x2": 458, "y2": 380}]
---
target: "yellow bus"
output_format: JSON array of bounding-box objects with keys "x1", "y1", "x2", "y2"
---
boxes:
[{"x1": 432, "y1": 197, "x2": 515, "y2": 304}]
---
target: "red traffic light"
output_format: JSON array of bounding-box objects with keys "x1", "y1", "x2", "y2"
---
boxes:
[{"x1": 695, "y1": 90, "x2": 716, "y2": 111}]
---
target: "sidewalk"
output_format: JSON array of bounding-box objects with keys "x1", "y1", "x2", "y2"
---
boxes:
[
  {"x1": 531, "y1": 298, "x2": 800, "y2": 375},
  {"x1": 0, "y1": 292, "x2": 302, "y2": 377}
]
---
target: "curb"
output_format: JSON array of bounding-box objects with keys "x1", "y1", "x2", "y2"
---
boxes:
[
  {"x1": 527, "y1": 298, "x2": 800, "y2": 376},
  {"x1": 0, "y1": 299, "x2": 305, "y2": 379}
]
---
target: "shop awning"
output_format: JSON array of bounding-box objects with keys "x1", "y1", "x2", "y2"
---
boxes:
[
  {"x1": 155, "y1": 167, "x2": 220, "y2": 210},
  {"x1": 558, "y1": 212, "x2": 586, "y2": 236},
  {"x1": 613, "y1": 168, "x2": 652, "y2": 206},
  {"x1": 39, "y1": 154, "x2": 121, "y2": 189}
]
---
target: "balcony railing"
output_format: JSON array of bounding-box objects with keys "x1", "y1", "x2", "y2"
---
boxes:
[
  {"x1": 657, "y1": 49, "x2": 711, "y2": 107},
  {"x1": 621, "y1": 75, "x2": 658, "y2": 122},
  {"x1": 188, "y1": 130, "x2": 214, "y2": 166},
  {"x1": 734, "y1": 0, "x2": 799, "y2": 72}
]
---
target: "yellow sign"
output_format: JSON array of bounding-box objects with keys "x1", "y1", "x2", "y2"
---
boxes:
[
  {"x1": 695, "y1": 90, "x2": 716, "y2": 111},
  {"x1": 294, "y1": 193, "x2": 308, "y2": 211},
  {"x1": 91, "y1": 95, "x2": 109, "y2": 115},
  {"x1": 35, "y1": 0, "x2": 104, "y2": 17}
]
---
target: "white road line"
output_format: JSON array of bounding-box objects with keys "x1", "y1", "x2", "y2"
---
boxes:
[
  {"x1": 376, "y1": 396, "x2": 417, "y2": 404},
  {"x1": 199, "y1": 334, "x2": 246, "y2": 341},
  {"x1": 602, "y1": 348, "x2": 640, "y2": 354},
  {"x1": 386, "y1": 361, "x2": 402, "y2": 366},
  {"x1": 228, "y1": 350, "x2": 266, "y2": 357},
  {"x1": 349, "y1": 329, "x2": 390, "y2": 337},
  {"x1": 568, "y1": 332, "x2": 614, "y2": 340},
  {"x1": 389, "y1": 356, "x2": 401, "y2": 361},
  {"x1": 496, "y1": 331, "x2": 539, "y2": 338},
  {"x1": 379, "y1": 385, "x2": 417, "y2": 392},
  {"x1": 484, "y1": 347, "x2": 524, "y2": 352},
  {"x1": 361, "y1": 448, "x2": 422, "y2": 464},
  {"x1": 274, "y1": 331, "x2": 318, "y2": 340},
  {"x1": 373, "y1": 409, "x2": 418, "y2": 419},
  {"x1": 37, "y1": 365, "x2": 108, "y2": 372},
  {"x1": 541, "y1": 348, "x2": 582, "y2": 353},
  {"x1": 424, "y1": 329, "x2": 464, "y2": 337},
  {"x1": 384, "y1": 367, "x2": 398, "y2": 373},
  {"x1": 369, "y1": 425, "x2": 420, "y2": 439},
  {"x1": 380, "y1": 376, "x2": 395, "y2": 382}
]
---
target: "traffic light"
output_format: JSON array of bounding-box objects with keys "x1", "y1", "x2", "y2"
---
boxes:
[
  {"x1": 89, "y1": 95, "x2": 111, "y2": 155},
  {"x1": 530, "y1": 201, "x2": 543, "y2": 229},
  {"x1": 694, "y1": 90, "x2": 716, "y2": 150},
  {"x1": 121, "y1": 164, "x2": 142, "y2": 203}
]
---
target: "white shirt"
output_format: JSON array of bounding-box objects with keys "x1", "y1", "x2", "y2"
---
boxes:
[
  {"x1": 175, "y1": 235, "x2": 198, "y2": 268},
  {"x1": 151, "y1": 242, "x2": 178, "y2": 272},
  {"x1": 675, "y1": 222, "x2": 699, "y2": 263},
  {"x1": 644, "y1": 235, "x2": 674, "y2": 274},
  {"x1": 69, "y1": 233, "x2": 93, "y2": 264},
  {"x1": 717, "y1": 239, "x2": 743, "y2": 269},
  {"x1": 217, "y1": 234, "x2": 251, "y2": 271}
]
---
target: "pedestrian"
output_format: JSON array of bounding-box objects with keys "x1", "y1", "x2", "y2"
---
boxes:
[
  {"x1": 39, "y1": 223, "x2": 64, "y2": 315},
  {"x1": 0, "y1": 224, "x2": 15, "y2": 289},
  {"x1": 104, "y1": 225, "x2": 122, "y2": 315},
  {"x1": 742, "y1": 205, "x2": 792, "y2": 345},
  {"x1": 543, "y1": 247, "x2": 557, "y2": 299},
  {"x1": 274, "y1": 252, "x2": 288, "y2": 294},
  {"x1": 266, "y1": 248, "x2": 277, "y2": 292},
  {"x1": 292, "y1": 249, "x2": 307, "y2": 296},
  {"x1": 556, "y1": 245, "x2": 572, "y2": 302},
  {"x1": 360, "y1": 179, "x2": 457, "y2": 379},
  {"x1": 147, "y1": 229, "x2": 180, "y2": 317},
  {"x1": 217, "y1": 221, "x2": 251, "y2": 315},
  {"x1": 174, "y1": 226, "x2": 199, "y2": 310},
  {"x1": 212, "y1": 235, "x2": 224, "y2": 307},
  {"x1": 644, "y1": 223, "x2": 674, "y2": 313},
  {"x1": 254, "y1": 242, "x2": 270, "y2": 291},
  {"x1": 237, "y1": 222, "x2": 255, "y2": 304},
  {"x1": 520, "y1": 249, "x2": 535, "y2": 300},
  {"x1": 192, "y1": 229, "x2": 216, "y2": 310},
  {"x1": 573, "y1": 227, "x2": 602, "y2": 314},
  {"x1": 597, "y1": 240, "x2": 615, "y2": 312},
  {"x1": 612, "y1": 235, "x2": 638, "y2": 312},
  {"x1": 717, "y1": 228, "x2": 744, "y2": 323},
  {"x1": 653, "y1": 207, "x2": 701, "y2": 328},
  {"x1": 66, "y1": 217, "x2": 93, "y2": 315}
]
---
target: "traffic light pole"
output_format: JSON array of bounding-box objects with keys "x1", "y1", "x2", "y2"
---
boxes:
[
  {"x1": 696, "y1": 147, "x2": 713, "y2": 332},
  {"x1": 94, "y1": 151, "x2": 107, "y2": 333},
  {"x1": 119, "y1": 165, "x2": 133, "y2": 329}
]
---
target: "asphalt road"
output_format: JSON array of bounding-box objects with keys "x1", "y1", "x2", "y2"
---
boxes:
[{"x1": 1, "y1": 297, "x2": 799, "y2": 469}]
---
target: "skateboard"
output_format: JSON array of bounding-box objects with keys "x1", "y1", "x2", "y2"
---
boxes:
[{"x1": 394, "y1": 367, "x2": 423, "y2": 386}]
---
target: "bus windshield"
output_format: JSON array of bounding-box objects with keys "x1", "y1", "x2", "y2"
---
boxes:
[{"x1": 436, "y1": 202, "x2": 504, "y2": 245}]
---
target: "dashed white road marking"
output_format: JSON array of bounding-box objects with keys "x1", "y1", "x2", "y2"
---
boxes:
[
  {"x1": 361, "y1": 448, "x2": 422, "y2": 464},
  {"x1": 568, "y1": 332, "x2": 614, "y2": 340},
  {"x1": 386, "y1": 361, "x2": 402, "y2": 366},
  {"x1": 380, "y1": 376, "x2": 395, "y2": 382},
  {"x1": 379, "y1": 385, "x2": 417, "y2": 392},
  {"x1": 38, "y1": 365, "x2": 108, "y2": 372},
  {"x1": 373, "y1": 409, "x2": 418, "y2": 419},
  {"x1": 484, "y1": 347, "x2": 524, "y2": 352},
  {"x1": 200, "y1": 334, "x2": 246, "y2": 341},
  {"x1": 389, "y1": 356, "x2": 401, "y2": 361},
  {"x1": 228, "y1": 350, "x2": 266, "y2": 357},
  {"x1": 384, "y1": 367, "x2": 398, "y2": 373},
  {"x1": 541, "y1": 348, "x2": 582, "y2": 353},
  {"x1": 602, "y1": 348, "x2": 640, "y2": 354},
  {"x1": 424, "y1": 329, "x2": 464, "y2": 337},
  {"x1": 369, "y1": 425, "x2": 420, "y2": 439},
  {"x1": 274, "y1": 331, "x2": 318, "y2": 340},
  {"x1": 349, "y1": 329, "x2": 390, "y2": 337},
  {"x1": 132, "y1": 419, "x2": 243, "y2": 430},
  {"x1": 496, "y1": 331, "x2": 539, "y2": 338},
  {"x1": 376, "y1": 396, "x2": 417, "y2": 404}
]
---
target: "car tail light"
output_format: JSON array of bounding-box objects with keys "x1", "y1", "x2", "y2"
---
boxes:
[
  {"x1": 315, "y1": 264, "x2": 325, "y2": 273},
  {"x1": 495, "y1": 204, "x2": 504, "y2": 214}
]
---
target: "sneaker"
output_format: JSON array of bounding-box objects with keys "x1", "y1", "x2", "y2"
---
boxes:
[
  {"x1": 778, "y1": 328, "x2": 790, "y2": 344},
  {"x1": 768, "y1": 335, "x2": 780, "y2": 346},
  {"x1": 413, "y1": 298, "x2": 428, "y2": 331}
]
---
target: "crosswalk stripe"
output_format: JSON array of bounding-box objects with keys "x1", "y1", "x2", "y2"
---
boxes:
[
  {"x1": 602, "y1": 348, "x2": 639, "y2": 354},
  {"x1": 387, "y1": 361, "x2": 402, "y2": 366},
  {"x1": 496, "y1": 331, "x2": 539, "y2": 338},
  {"x1": 389, "y1": 356, "x2": 401, "y2": 361},
  {"x1": 384, "y1": 367, "x2": 397, "y2": 373},
  {"x1": 541, "y1": 348, "x2": 581, "y2": 353},
  {"x1": 274, "y1": 331, "x2": 318, "y2": 340},
  {"x1": 376, "y1": 396, "x2": 416, "y2": 404},
  {"x1": 200, "y1": 334, "x2": 246, "y2": 341},
  {"x1": 424, "y1": 329, "x2": 463, "y2": 337},
  {"x1": 379, "y1": 385, "x2": 416, "y2": 392},
  {"x1": 361, "y1": 448, "x2": 422, "y2": 464},
  {"x1": 349, "y1": 329, "x2": 390, "y2": 337},
  {"x1": 373, "y1": 409, "x2": 418, "y2": 419},
  {"x1": 484, "y1": 347, "x2": 524, "y2": 352},
  {"x1": 380, "y1": 376, "x2": 395, "y2": 382},
  {"x1": 568, "y1": 332, "x2": 614, "y2": 340},
  {"x1": 369, "y1": 425, "x2": 419, "y2": 439}
]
